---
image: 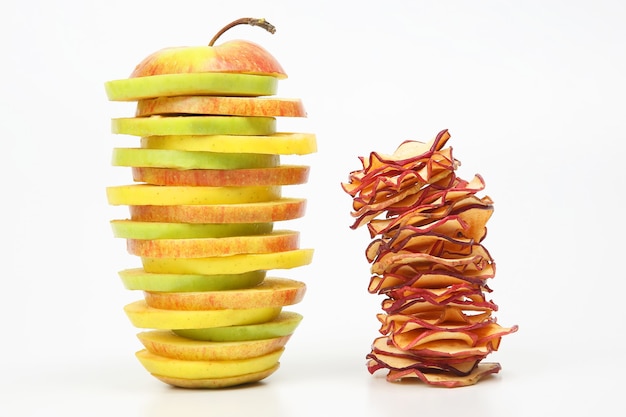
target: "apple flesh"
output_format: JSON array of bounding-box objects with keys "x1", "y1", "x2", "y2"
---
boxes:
[
  {"x1": 106, "y1": 184, "x2": 281, "y2": 206},
  {"x1": 132, "y1": 165, "x2": 309, "y2": 187},
  {"x1": 136, "y1": 96, "x2": 306, "y2": 118},
  {"x1": 124, "y1": 300, "x2": 281, "y2": 330},
  {"x1": 141, "y1": 132, "x2": 317, "y2": 155},
  {"x1": 118, "y1": 269, "x2": 266, "y2": 292},
  {"x1": 137, "y1": 330, "x2": 291, "y2": 361},
  {"x1": 105, "y1": 72, "x2": 278, "y2": 101},
  {"x1": 111, "y1": 115, "x2": 276, "y2": 137},
  {"x1": 112, "y1": 148, "x2": 279, "y2": 170},
  {"x1": 144, "y1": 278, "x2": 305, "y2": 310},
  {"x1": 110, "y1": 220, "x2": 273, "y2": 239},
  {"x1": 128, "y1": 198, "x2": 307, "y2": 223},
  {"x1": 153, "y1": 363, "x2": 280, "y2": 389},
  {"x1": 173, "y1": 311, "x2": 303, "y2": 342}
]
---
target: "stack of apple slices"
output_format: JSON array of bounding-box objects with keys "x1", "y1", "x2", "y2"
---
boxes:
[
  {"x1": 105, "y1": 20, "x2": 316, "y2": 388},
  {"x1": 342, "y1": 129, "x2": 517, "y2": 388}
]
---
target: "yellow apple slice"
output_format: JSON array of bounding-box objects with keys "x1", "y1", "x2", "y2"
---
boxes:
[
  {"x1": 132, "y1": 165, "x2": 309, "y2": 187},
  {"x1": 153, "y1": 363, "x2": 280, "y2": 389},
  {"x1": 136, "y1": 96, "x2": 306, "y2": 118},
  {"x1": 129, "y1": 198, "x2": 307, "y2": 223},
  {"x1": 111, "y1": 115, "x2": 276, "y2": 136},
  {"x1": 142, "y1": 248, "x2": 314, "y2": 275},
  {"x1": 112, "y1": 148, "x2": 279, "y2": 170},
  {"x1": 105, "y1": 73, "x2": 279, "y2": 101},
  {"x1": 127, "y1": 230, "x2": 300, "y2": 258},
  {"x1": 124, "y1": 300, "x2": 281, "y2": 329},
  {"x1": 174, "y1": 311, "x2": 303, "y2": 342},
  {"x1": 141, "y1": 132, "x2": 317, "y2": 155},
  {"x1": 106, "y1": 185, "x2": 281, "y2": 206},
  {"x1": 137, "y1": 330, "x2": 291, "y2": 361},
  {"x1": 118, "y1": 269, "x2": 266, "y2": 292},
  {"x1": 135, "y1": 348, "x2": 284, "y2": 379},
  {"x1": 144, "y1": 278, "x2": 305, "y2": 310},
  {"x1": 111, "y1": 220, "x2": 272, "y2": 240}
]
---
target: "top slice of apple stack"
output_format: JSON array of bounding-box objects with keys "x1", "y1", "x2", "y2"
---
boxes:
[{"x1": 105, "y1": 19, "x2": 316, "y2": 389}]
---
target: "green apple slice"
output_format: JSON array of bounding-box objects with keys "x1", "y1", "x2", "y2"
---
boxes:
[
  {"x1": 111, "y1": 116, "x2": 276, "y2": 136},
  {"x1": 118, "y1": 269, "x2": 266, "y2": 292},
  {"x1": 105, "y1": 73, "x2": 279, "y2": 101},
  {"x1": 106, "y1": 184, "x2": 281, "y2": 206},
  {"x1": 141, "y1": 248, "x2": 314, "y2": 275},
  {"x1": 173, "y1": 311, "x2": 303, "y2": 342},
  {"x1": 111, "y1": 148, "x2": 279, "y2": 170},
  {"x1": 137, "y1": 330, "x2": 291, "y2": 361},
  {"x1": 141, "y1": 132, "x2": 317, "y2": 155},
  {"x1": 152, "y1": 363, "x2": 279, "y2": 389},
  {"x1": 110, "y1": 220, "x2": 273, "y2": 239},
  {"x1": 124, "y1": 300, "x2": 281, "y2": 329},
  {"x1": 135, "y1": 347, "x2": 284, "y2": 379}
]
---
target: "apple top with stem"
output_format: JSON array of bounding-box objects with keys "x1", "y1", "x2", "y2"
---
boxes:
[{"x1": 130, "y1": 18, "x2": 287, "y2": 79}]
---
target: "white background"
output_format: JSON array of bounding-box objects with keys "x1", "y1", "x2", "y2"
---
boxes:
[{"x1": 2, "y1": 0, "x2": 624, "y2": 416}]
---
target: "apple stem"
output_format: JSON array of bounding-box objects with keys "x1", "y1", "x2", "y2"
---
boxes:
[{"x1": 209, "y1": 18, "x2": 276, "y2": 46}]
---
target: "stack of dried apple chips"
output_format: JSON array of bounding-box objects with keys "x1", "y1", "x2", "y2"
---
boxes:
[
  {"x1": 342, "y1": 129, "x2": 517, "y2": 388},
  {"x1": 105, "y1": 24, "x2": 316, "y2": 388}
]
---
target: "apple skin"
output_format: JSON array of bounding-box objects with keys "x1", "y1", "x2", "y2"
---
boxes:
[
  {"x1": 144, "y1": 277, "x2": 306, "y2": 310},
  {"x1": 132, "y1": 165, "x2": 310, "y2": 187},
  {"x1": 154, "y1": 363, "x2": 279, "y2": 389},
  {"x1": 130, "y1": 41, "x2": 286, "y2": 79},
  {"x1": 129, "y1": 198, "x2": 307, "y2": 223}
]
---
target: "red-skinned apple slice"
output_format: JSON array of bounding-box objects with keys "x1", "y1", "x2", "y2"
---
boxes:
[
  {"x1": 129, "y1": 198, "x2": 307, "y2": 223},
  {"x1": 132, "y1": 165, "x2": 309, "y2": 187},
  {"x1": 144, "y1": 277, "x2": 305, "y2": 310},
  {"x1": 136, "y1": 96, "x2": 306, "y2": 117},
  {"x1": 126, "y1": 230, "x2": 300, "y2": 258}
]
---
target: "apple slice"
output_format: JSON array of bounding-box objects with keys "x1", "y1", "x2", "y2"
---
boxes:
[
  {"x1": 128, "y1": 198, "x2": 307, "y2": 223},
  {"x1": 135, "y1": 347, "x2": 284, "y2": 380},
  {"x1": 118, "y1": 269, "x2": 266, "y2": 292},
  {"x1": 153, "y1": 363, "x2": 279, "y2": 389},
  {"x1": 173, "y1": 311, "x2": 303, "y2": 342},
  {"x1": 106, "y1": 184, "x2": 281, "y2": 206},
  {"x1": 124, "y1": 300, "x2": 281, "y2": 330},
  {"x1": 142, "y1": 248, "x2": 314, "y2": 275},
  {"x1": 137, "y1": 330, "x2": 291, "y2": 361},
  {"x1": 104, "y1": 73, "x2": 279, "y2": 101},
  {"x1": 112, "y1": 148, "x2": 279, "y2": 170},
  {"x1": 127, "y1": 230, "x2": 300, "y2": 258},
  {"x1": 132, "y1": 165, "x2": 309, "y2": 187},
  {"x1": 136, "y1": 96, "x2": 306, "y2": 117},
  {"x1": 111, "y1": 220, "x2": 272, "y2": 239},
  {"x1": 111, "y1": 115, "x2": 276, "y2": 136},
  {"x1": 141, "y1": 132, "x2": 317, "y2": 155},
  {"x1": 144, "y1": 278, "x2": 305, "y2": 310}
]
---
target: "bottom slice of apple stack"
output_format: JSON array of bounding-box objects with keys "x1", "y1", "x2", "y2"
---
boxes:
[
  {"x1": 342, "y1": 129, "x2": 517, "y2": 388},
  {"x1": 106, "y1": 88, "x2": 316, "y2": 389}
]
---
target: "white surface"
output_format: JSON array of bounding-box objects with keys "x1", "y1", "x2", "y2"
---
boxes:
[{"x1": 2, "y1": 0, "x2": 624, "y2": 416}]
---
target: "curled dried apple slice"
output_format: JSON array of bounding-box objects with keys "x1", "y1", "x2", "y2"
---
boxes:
[
  {"x1": 136, "y1": 96, "x2": 306, "y2": 118},
  {"x1": 173, "y1": 311, "x2": 303, "y2": 342},
  {"x1": 104, "y1": 73, "x2": 279, "y2": 101},
  {"x1": 144, "y1": 278, "x2": 305, "y2": 310},
  {"x1": 128, "y1": 198, "x2": 307, "y2": 223},
  {"x1": 106, "y1": 184, "x2": 281, "y2": 206},
  {"x1": 127, "y1": 230, "x2": 300, "y2": 258},
  {"x1": 141, "y1": 132, "x2": 317, "y2": 155},
  {"x1": 110, "y1": 220, "x2": 273, "y2": 239},
  {"x1": 112, "y1": 148, "x2": 279, "y2": 170},
  {"x1": 111, "y1": 115, "x2": 276, "y2": 136},
  {"x1": 124, "y1": 300, "x2": 281, "y2": 330},
  {"x1": 132, "y1": 165, "x2": 309, "y2": 187},
  {"x1": 141, "y1": 248, "x2": 314, "y2": 275},
  {"x1": 137, "y1": 330, "x2": 291, "y2": 361},
  {"x1": 135, "y1": 347, "x2": 284, "y2": 379},
  {"x1": 118, "y1": 269, "x2": 266, "y2": 292}
]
